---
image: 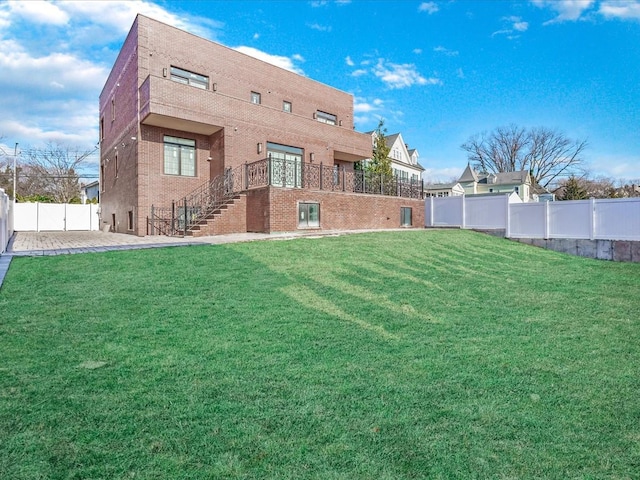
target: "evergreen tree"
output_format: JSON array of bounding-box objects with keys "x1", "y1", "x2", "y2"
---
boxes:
[
  {"x1": 369, "y1": 119, "x2": 392, "y2": 176},
  {"x1": 561, "y1": 176, "x2": 588, "y2": 200}
]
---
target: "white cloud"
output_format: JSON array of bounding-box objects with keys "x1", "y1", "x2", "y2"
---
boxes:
[
  {"x1": 423, "y1": 167, "x2": 465, "y2": 183},
  {"x1": 8, "y1": 0, "x2": 69, "y2": 25},
  {"x1": 418, "y1": 2, "x2": 439, "y2": 14},
  {"x1": 532, "y1": 0, "x2": 596, "y2": 24},
  {"x1": 456, "y1": 68, "x2": 465, "y2": 79},
  {"x1": 493, "y1": 16, "x2": 529, "y2": 37},
  {"x1": 253, "y1": 33, "x2": 260, "y2": 40},
  {"x1": 233, "y1": 46, "x2": 305, "y2": 75},
  {"x1": 354, "y1": 98, "x2": 384, "y2": 113},
  {"x1": 374, "y1": 59, "x2": 441, "y2": 89},
  {"x1": 599, "y1": 0, "x2": 640, "y2": 20},
  {"x1": 309, "y1": 22, "x2": 332, "y2": 32},
  {"x1": 345, "y1": 56, "x2": 355, "y2": 66},
  {"x1": 351, "y1": 69, "x2": 368, "y2": 77},
  {"x1": 434, "y1": 46, "x2": 459, "y2": 56},
  {"x1": 413, "y1": 48, "x2": 423, "y2": 54}
]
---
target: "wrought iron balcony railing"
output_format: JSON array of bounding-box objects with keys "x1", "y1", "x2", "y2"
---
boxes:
[{"x1": 148, "y1": 157, "x2": 424, "y2": 236}]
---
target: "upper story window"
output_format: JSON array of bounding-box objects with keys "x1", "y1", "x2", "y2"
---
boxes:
[
  {"x1": 316, "y1": 110, "x2": 337, "y2": 125},
  {"x1": 251, "y1": 91, "x2": 261, "y2": 104},
  {"x1": 170, "y1": 66, "x2": 209, "y2": 90},
  {"x1": 283, "y1": 101, "x2": 292, "y2": 113},
  {"x1": 164, "y1": 136, "x2": 196, "y2": 177}
]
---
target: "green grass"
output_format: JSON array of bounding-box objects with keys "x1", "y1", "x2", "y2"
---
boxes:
[{"x1": 1, "y1": 230, "x2": 639, "y2": 479}]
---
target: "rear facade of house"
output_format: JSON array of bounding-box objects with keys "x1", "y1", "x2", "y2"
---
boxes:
[{"x1": 99, "y1": 15, "x2": 425, "y2": 236}]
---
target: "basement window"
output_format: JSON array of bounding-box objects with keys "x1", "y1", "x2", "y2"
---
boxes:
[
  {"x1": 401, "y1": 207, "x2": 412, "y2": 227},
  {"x1": 299, "y1": 202, "x2": 320, "y2": 228},
  {"x1": 251, "y1": 91, "x2": 261, "y2": 104},
  {"x1": 170, "y1": 66, "x2": 209, "y2": 90},
  {"x1": 128, "y1": 210, "x2": 134, "y2": 231}
]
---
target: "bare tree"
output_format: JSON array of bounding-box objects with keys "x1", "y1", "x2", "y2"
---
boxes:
[
  {"x1": 461, "y1": 125, "x2": 587, "y2": 189},
  {"x1": 22, "y1": 143, "x2": 96, "y2": 203}
]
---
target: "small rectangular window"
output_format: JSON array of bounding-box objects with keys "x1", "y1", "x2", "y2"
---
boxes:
[
  {"x1": 299, "y1": 202, "x2": 320, "y2": 228},
  {"x1": 283, "y1": 101, "x2": 292, "y2": 113},
  {"x1": 251, "y1": 91, "x2": 261, "y2": 104},
  {"x1": 164, "y1": 135, "x2": 196, "y2": 177},
  {"x1": 316, "y1": 110, "x2": 336, "y2": 125},
  {"x1": 128, "y1": 210, "x2": 134, "y2": 230},
  {"x1": 100, "y1": 164, "x2": 105, "y2": 192},
  {"x1": 401, "y1": 207, "x2": 412, "y2": 227},
  {"x1": 170, "y1": 66, "x2": 209, "y2": 89},
  {"x1": 115, "y1": 153, "x2": 118, "y2": 178},
  {"x1": 111, "y1": 98, "x2": 115, "y2": 121},
  {"x1": 100, "y1": 117, "x2": 104, "y2": 141}
]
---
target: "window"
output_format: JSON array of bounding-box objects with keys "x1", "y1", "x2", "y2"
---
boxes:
[
  {"x1": 267, "y1": 142, "x2": 303, "y2": 187},
  {"x1": 283, "y1": 101, "x2": 292, "y2": 113},
  {"x1": 164, "y1": 136, "x2": 196, "y2": 176},
  {"x1": 128, "y1": 211, "x2": 134, "y2": 231},
  {"x1": 316, "y1": 110, "x2": 337, "y2": 125},
  {"x1": 114, "y1": 153, "x2": 118, "y2": 178},
  {"x1": 100, "y1": 164, "x2": 105, "y2": 192},
  {"x1": 514, "y1": 186, "x2": 520, "y2": 194},
  {"x1": 111, "y1": 98, "x2": 115, "y2": 121},
  {"x1": 251, "y1": 91, "x2": 261, "y2": 104},
  {"x1": 170, "y1": 66, "x2": 209, "y2": 89},
  {"x1": 100, "y1": 117, "x2": 104, "y2": 141},
  {"x1": 401, "y1": 207, "x2": 412, "y2": 227},
  {"x1": 299, "y1": 202, "x2": 320, "y2": 228}
]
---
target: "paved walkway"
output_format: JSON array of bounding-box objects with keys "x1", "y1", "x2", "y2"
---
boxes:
[{"x1": 0, "y1": 229, "x2": 403, "y2": 289}]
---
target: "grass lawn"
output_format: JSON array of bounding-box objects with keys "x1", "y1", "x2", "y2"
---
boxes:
[{"x1": 1, "y1": 229, "x2": 639, "y2": 479}]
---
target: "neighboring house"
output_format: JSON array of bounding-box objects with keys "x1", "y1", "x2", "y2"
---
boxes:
[
  {"x1": 82, "y1": 181, "x2": 100, "y2": 203},
  {"x1": 457, "y1": 164, "x2": 532, "y2": 202},
  {"x1": 384, "y1": 133, "x2": 425, "y2": 182},
  {"x1": 424, "y1": 182, "x2": 465, "y2": 197},
  {"x1": 99, "y1": 15, "x2": 424, "y2": 236},
  {"x1": 364, "y1": 132, "x2": 425, "y2": 183}
]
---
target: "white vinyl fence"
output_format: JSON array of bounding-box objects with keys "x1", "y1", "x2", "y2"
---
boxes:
[
  {"x1": 0, "y1": 188, "x2": 13, "y2": 254},
  {"x1": 13, "y1": 202, "x2": 100, "y2": 232},
  {"x1": 426, "y1": 195, "x2": 640, "y2": 241}
]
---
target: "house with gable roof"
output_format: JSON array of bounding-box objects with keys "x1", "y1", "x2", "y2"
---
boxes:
[
  {"x1": 425, "y1": 164, "x2": 533, "y2": 201},
  {"x1": 458, "y1": 164, "x2": 532, "y2": 202}
]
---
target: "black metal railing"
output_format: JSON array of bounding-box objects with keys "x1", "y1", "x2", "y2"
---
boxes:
[{"x1": 148, "y1": 157, "x2": 424, "y2": 236}]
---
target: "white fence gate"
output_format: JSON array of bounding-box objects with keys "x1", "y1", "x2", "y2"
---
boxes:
[
  {"x1": 13, "y1": 203, "x2": 100, "y2": 232},
  {"x1": 426, "y1": 195, "x2": 640, "y2": 241},
  {"x1": 0, "y1": 188, "x2": 13, "y2": 254}
]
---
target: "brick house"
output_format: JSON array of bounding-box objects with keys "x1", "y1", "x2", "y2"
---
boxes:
[{"x1": 99, "y1": 15, "x2": 425, "y2": 236}]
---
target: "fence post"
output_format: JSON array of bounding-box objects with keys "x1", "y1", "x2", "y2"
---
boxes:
[
  {"x1": 430, "y1": 196, "x2": 435, "y2": 227},
  {"x1": 244, "y1": 162, "x2": 248, "y2": 190},
  {"x1": 505, "y1": 194, "x2": 511, "y2": 238},
  {"x1": 544, "y1": 200, "x2": 549, "y2": 239},
  {"x1": 183, "y1": 198, "x2": 188, "y2": 238},
  {"x1": 590, "y1": 197, "x2": 596, "y2": 240},
  {"x1": 461, "y1": 195, "x2": 466, "y2": 229},
  {"x1": 171, "y1": 201, "x2": 175, "y2": 236},
  {"x1": 342, "y1": 166, "x2": 346, "y2": 192},
  {"x1": 320, "y1": 163, "x2": 323, "y2": 190}
]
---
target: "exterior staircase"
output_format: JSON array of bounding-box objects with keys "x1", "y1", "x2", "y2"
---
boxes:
[{"x1": 182, "y1": 193, "x2": 247, "y2": 237}]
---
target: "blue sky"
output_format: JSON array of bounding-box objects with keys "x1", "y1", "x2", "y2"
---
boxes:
[{"x1": 0, "y1": 0, "x2": 639, "y2": 182}]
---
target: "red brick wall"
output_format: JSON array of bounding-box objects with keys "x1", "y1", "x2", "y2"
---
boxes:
[
  {"x1": 247, "y1": 187, "x2": 424, "y2": 233},
  {"x1": 100, "y1": 15, "x2": 383, "y2": 235}
]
